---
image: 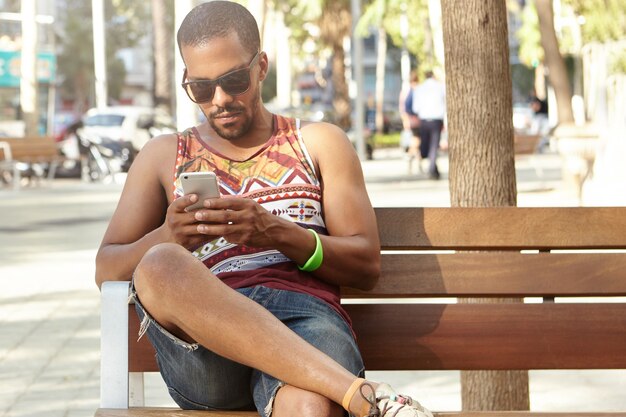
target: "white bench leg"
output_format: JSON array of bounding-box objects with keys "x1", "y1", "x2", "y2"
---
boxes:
[
  {"x1": 100, "y1": 281, "x2": 132, "y2": 408},
  {"x1": 129, "y1": 372, "x2": 145, "y2": 406},
  {"x1": 12, "y1": 163, "x2": 21, "y2": 190},
  {"x1": 47, "y1": 160, "x2": 59, "y2": 182}
]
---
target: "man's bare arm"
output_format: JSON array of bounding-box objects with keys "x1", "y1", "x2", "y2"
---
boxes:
[
  {"x1": 95, "y1": 134, "x2": 200, "y2": 288},
  {"x1": 300, "y1": 122, "x2": 381, "y2": 290}
]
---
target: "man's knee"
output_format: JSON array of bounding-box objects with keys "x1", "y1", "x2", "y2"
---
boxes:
[
  {"x1": 134, "y1": 242, "x2": 189, "y2": 300},
  {"x1": 272, "y1": 385, "x2": 343, "y2": 417}
]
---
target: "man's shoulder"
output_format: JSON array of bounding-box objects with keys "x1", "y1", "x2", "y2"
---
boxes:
[
  {"x1": 145, "y1": 131, "x2": 180, "y2": 149},
  {"x1": 300, "y1": 120, "x2": 345, "y2": 138},
  {"x1": 136, "y1": 132, "x2": 180, "y2": 166}
]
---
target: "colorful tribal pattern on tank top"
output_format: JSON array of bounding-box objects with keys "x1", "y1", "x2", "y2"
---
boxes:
[{"x1": 173, "y1": 115, "x2": 349, "y2": 325}]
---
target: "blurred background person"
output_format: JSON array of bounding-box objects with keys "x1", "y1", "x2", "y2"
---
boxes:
[
  {"x1": 412, "y1": 70, "x2": 446, "y2": 180},
  {"x1": 399, "y1": 71, "x2": 422, "y2": 173}
]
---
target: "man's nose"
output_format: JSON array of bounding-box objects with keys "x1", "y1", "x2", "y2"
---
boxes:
[{"x1": 212, "y1": 85, "x2": 234, "y2": 107}]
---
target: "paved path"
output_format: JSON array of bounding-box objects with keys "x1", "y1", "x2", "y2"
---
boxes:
[{"x1": 1, "y1": 149, "x2": 625, "y2": 416}]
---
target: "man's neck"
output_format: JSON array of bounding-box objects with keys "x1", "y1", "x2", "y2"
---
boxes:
[{"x1": 200, "y1": 106, "x2": 274, "y2": 160}]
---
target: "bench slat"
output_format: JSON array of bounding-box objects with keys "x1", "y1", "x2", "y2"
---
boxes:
[
  {"x1": 95, "y1": 409, "x2": 626, "y2": 417},
  {"x1": 127, "y1": 303, "x2": 626, "y2": 372},
  {"x1": 514, "y1": 133, "x2": 541, "y2": 155},
  {"x1": 348, "y1": 303, "x2": 626, "y2": 370},
  {"x1": 343, "y1": 253, "x2": 626, "y2": 298},
  {"x1": 95, "y1": 410, "x2": 257, "y2": 417},
  {"x1": 375, "y1": 207, "x2": 626, "y2": 249},
  {"x1": 0, "y1": 137, "x2": 61, "y2": 162}
]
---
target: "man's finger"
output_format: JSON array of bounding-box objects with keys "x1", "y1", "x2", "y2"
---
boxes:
[{"x1": 172, "y1": 194, "x2": 198, "y2": 212}]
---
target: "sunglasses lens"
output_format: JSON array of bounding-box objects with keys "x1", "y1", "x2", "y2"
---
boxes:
[
  {"x1": 220, "y1": 69, "x2": 251, "y2": 96},
  {"x1": 182, "y1": 53, "x2": 256, "y2": 103},
  {"x1": 185, "y1": 82, "x2": 215, "y2": 104}
]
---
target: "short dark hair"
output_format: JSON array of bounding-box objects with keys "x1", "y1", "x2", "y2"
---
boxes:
[{"x1": 177, "y1": 1, "x2": 260, "y2": 57}]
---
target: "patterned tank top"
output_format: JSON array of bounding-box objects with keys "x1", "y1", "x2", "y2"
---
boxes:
[{"x1": 173, "y1": 115, "x2": 350, "y2": 325}]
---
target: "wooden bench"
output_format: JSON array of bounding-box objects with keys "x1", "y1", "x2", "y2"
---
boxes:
[
  {"x1": 0, "y1": 136, "x2": 66, "y2": 189},
  {"x1": 513, "y1": 133, "x2": 542, "y2": 155},
  {"x1": 97, "y1": 207, "x2": 626, "y2": 417},
  {"x1": 513, "y1": 133, "x2": 547, "y2": 187}
]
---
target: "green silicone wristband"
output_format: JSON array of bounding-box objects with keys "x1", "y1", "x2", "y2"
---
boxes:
[{"x1": 298, "y1": 229, "x2": 323, "y2": 272}]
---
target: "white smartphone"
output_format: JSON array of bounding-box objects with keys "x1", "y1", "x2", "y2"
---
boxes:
[{"x1": 180, "y1": 171, "x2": 220, "y2": 211}]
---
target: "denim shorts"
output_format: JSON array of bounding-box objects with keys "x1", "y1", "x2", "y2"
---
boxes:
[{"x1": 132, "y1": 285, "x2": 365, "y2": 417}]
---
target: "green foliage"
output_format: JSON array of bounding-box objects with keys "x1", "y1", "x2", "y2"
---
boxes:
[
  {"x1": 56, "y1": 0, "x2": 95, "y2": 103},
  {"x1": 107, "y1": 56, "x2": 127, "y2": 101},
  {"x1": 279, "y1": 1, "x2": 323, "y2": 46},
  {"x1": 563, "y1": 0, "x2": 626, "y2": 75},
  {"x1": 262, "y1": 64, "x2": 277, "y2": 102},
  {"x1": 517, "y1": 0, "x2": 626, "y2": 62},
  {"x1": 511, "y1": 64, "x2": 535, "y2": 99},
  {"x1": 56, "y1": 0, "x2": 150, "y2": 105},
  {"x1": 564, "y1": 0, "x2": 626, "y2": 43},
  {"x1": 264, "y1": 0, "x2": 324, "y2": 56},
  {"x1": 372, "y1": 131, "x2": 400, "y2": 147},
  {"x1": 106, "y1": 0, "x2": 151, "y2": 50},
  {"x1": 516, "y1": 0, "x2": 626, "y2": 78},
  {"x1": 357, "y1": 0, "x2": 432, "y2": 73},
  {"x1": 516, "y1": 0, "x2": 543, "y2": 68}
]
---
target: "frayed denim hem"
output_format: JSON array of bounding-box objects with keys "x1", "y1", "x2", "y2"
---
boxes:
[{"x1": 129, "y1": 275, "x2": 199, "y2": 352}]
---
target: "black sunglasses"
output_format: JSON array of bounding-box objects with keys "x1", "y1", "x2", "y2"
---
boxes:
[{"x1": 181, "y1": 52, "x2": 260, "y2": 104}]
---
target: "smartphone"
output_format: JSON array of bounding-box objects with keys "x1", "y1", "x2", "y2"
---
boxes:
[{"x1": 180, "y1": 171, "x2": 220, "y2": 211}]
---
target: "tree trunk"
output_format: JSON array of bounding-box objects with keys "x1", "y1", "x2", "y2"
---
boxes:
[
  {"x1": 441, "y1": 0, "x2": 529, "y2": 411},
  {"x1": 331, "y1": 44, "x2": 352, "y2": 130},
  {"x1": 152, "y1": 0, "x2": 173, "y2": 114},
  {"x1": 375, "y1": 26, "x2": 387, "y2": 134},
  {"x1": 21, "y1": 0, "x2": 39, "y2": 136},
  {"x1": 459, "y1": 299, "x2": 530, "y2": 410},
  {"x1": 319, "y1": 0, "x2": 351, "y2": 130},
  {"x1": 442, "y1": 0, "x2": 517, "y2": 207},
  {"x1": 535, "y1": 0, "x2": 574, "y2": 124}
]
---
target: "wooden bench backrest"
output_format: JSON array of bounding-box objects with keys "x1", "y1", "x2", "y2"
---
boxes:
[
  {"x1": 514, "y1": 133, "x2": 542, "y2": 155},
  {"x1": 128, "y1": 207, "x2": 626, "y2": 373},
  {"x1": 0, "y1": 137, "x2": 60, "y2": 162}
]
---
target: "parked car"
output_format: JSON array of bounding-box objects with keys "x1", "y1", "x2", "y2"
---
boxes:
[{"x1": 81, "y1": 106, "x2": 175, "y2": 152}]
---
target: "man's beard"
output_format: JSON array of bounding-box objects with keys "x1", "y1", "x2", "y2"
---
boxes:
[{"x1": 206, "y1": 89, "x2": 259, "y2": 140}]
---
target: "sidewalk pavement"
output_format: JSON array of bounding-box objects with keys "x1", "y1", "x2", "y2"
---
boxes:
[{"x1": 1, "y1": 148, "x2": 625, "y2": 417}]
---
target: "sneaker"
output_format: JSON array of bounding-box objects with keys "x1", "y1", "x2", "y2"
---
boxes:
[{"x1": 361, "y1": 382, "x2": 433, "y2": 417}]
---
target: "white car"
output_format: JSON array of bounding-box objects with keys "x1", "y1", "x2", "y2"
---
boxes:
[{"x1": 81, "y1": 106, "x2": 175, "y2": 151}]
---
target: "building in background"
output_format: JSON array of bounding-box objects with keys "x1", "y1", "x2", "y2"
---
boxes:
[
  {"x1": 116, "y1": 35, "x2": 154, "y2": 107},
  {"x1": 0, "y1": 0, "x2": 56, "y2": 136}
]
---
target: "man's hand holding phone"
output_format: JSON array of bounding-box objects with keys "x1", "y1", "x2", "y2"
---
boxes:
[
  {"x1": 160, "y1": 171, "x2": 222, "y2": 249},
  {"x1": 180, "y1": 171, "x2": 221, "y2": 211},
  {"x1": 178, "y1": 171, "x2": 283, "y2": 249}
]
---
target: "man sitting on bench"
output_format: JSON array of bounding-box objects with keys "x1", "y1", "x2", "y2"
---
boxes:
[{"x1": 95, "y1": 2, "x2": 432, "y2": 417}]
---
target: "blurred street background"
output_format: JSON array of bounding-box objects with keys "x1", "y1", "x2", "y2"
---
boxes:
[
  {"x1": 2, "y1": 148, "x2": 626, "y2": 417},
  {"x1": 1, "y1": 0, "x2": 625, "y2": 416}
]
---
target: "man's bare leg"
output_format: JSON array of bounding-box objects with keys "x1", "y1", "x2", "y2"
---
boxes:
[
  {"x1": 272, "y1": 386, "x2": 343, "y2": 417},
  {"x1": 133, "y1": 242, "x2": 375, "y2": 416}
]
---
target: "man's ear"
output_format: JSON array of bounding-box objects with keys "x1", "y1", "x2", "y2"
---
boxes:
[{"x1": 258, "y1": 51, "x2": 269, "y2": 82}]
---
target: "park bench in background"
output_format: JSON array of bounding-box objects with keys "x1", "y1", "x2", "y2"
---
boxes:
[
  {"x1": 513, "y1": 133, "x2": 542, "y2": 155},
  {"x1": 97, "y1": 206, "x2": 626, "y2": 417},
  {"x1": 514, "y1": 133, "x2": 546, "y2": 186},
  {"x1": 0, "y1": 136, "x2": 66, "y2": 189}
]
